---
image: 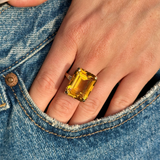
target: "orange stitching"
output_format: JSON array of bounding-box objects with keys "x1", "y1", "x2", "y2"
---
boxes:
[
  {"x1": 11, "y1": 84, "x2": 160, "y2": 138},
  {"x1": 0, "y1": 6, "x2": 11, "y2": 15},
  {"x1": 0, "y1": 34, "x2": 56, "y2": 74},
  {"x1": 13, "y1": 86, "x2": 160, "y2": 138},
  {"x1": 18, "y1": 84, "x2": 53, "y2": 125},
  {"x1": 0, "y1": 103, "x2": 6, "y2": 107},
  {"x1": 0, "y1": 93, "x2": 6, "y2": 107},
  {"x1": 18, "y1": 82, "x2": 158, "y2": 132}
]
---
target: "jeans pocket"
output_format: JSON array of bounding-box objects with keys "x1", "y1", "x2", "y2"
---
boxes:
[
  {"x1": 1, "y1": 70, "x2": 160, "y2": 160},
  {"x1": 12, "y1": 69, "x2": 160, "y2": 135}
]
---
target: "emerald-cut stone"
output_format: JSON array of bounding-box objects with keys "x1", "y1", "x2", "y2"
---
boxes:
[{"x1": 65, "y1": 68, "x2": 97, "y2": 102}]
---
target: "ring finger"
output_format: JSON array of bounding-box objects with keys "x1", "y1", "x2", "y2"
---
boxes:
[
  {"x1": 46, "y1": 62, "x2": 101, "y2": 123},
  {"x1": 46, "y1": 65, "x2": 121, "y2": 124}
]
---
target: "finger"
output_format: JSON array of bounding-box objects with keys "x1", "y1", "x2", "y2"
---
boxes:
[
  {"x1": 7, "y1": 0, "x2": 47, "y2": 7},
  {"x1": 46, "y1": 62, "x2": 101, "y2": 124},
  {"x1": 46, "y1": 78, "x2": 80, "y2": 124},
  {"x1": 68, "y1": 68, "x2": 120, "y2": 125},
  {"x1": 29, "y1": 31, "x2": 77, "y2": 111},
  {"x1": 46, "y1": 65, "x2": 119, "y2": 124},
  {"x1": 105, "y1": 69, "x2": 156, "y2": 117}
]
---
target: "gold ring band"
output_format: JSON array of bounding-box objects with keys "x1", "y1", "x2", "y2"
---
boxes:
[
  {"x1": 65, "y1": 68, "x2": 97, "y2": 102},
  {"x1": 65, "y1": 73, "x2": 72, "y2": 81}
]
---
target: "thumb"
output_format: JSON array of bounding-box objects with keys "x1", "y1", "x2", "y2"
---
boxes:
[{"x1": 0, "y1": 0, "x2": 47, "y2": 7}]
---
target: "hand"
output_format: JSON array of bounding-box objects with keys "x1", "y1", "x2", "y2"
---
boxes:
[
  {"x1": 1, "y1": 0, "x2": 47, "y2": 7},
  {"x1": 29, "y1": 0, "x2": 160, "y2": 125}
]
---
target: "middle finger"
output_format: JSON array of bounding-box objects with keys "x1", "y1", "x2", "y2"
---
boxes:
[
  {"x1": 46, "y1": 61, "x2": 122, "y2": 124},
  {"x1": 46, "y1": 61, "x2": 101, "y2": 123}
]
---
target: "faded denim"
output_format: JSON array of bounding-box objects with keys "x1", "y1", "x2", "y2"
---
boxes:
[{"x1": 0, "y1": 0, "x2": 160, "y2": 159}]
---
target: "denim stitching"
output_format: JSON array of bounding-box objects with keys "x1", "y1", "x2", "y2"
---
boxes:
[
  {"x1": 0, "y1": 103, "x2": 6, "y2": 107},
  {"x1": 0, "y1": 93, "x2": 6, "y2": 107},
  {"x1": 18, "y1": 84, "x2": 53, "y2": 125},
  {"x1": 0, "y1": 93, "x2": 4, "y2": 103},
  {"x1": 0, "y1": 33, "x2": 56, "y2": 74},
  {"x1": 18, "y1": 82, "x2": 159, "y2": 132},
  {"x1": 0, "y1": 6, "x2": 11, "y2": 14},
  {"x1": 10, "y1": 83, "x2": 160, "y2": 139}
]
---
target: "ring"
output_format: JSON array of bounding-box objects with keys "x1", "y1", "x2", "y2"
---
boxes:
[{"x1": 65, "y1": 68, "x2": 97, "y2": 102}]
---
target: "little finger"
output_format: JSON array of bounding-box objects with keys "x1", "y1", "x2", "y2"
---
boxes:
[{"x1": 105, "y1": 69, "x2": 159, "y2": 116}]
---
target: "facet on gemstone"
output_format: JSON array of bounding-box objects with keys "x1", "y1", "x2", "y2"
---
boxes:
[{"x1": 65, "y1": 68, "x2": 97, "y2": 102}]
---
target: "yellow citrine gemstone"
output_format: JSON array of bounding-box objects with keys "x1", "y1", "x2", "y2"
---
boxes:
[{"x1": 65, "y1": 68, "x2": 97, "y2": 102}]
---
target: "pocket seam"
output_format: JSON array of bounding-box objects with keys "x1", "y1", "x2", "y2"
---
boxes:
[
  {"x1": 0, "y1": 5, "x2": 11, "y2": 14},
  {"x1": 9, "y1": 82, "x2": 160, "y2": 139},
  {"x1": 18, "y1": 82, "x2": 160, "y2": 132},
  {"x1": 12, "y1": 85, "x2": 160, "y2": 138},
  {"x1": 0, "y1": 87, "x2": 8, "y2": 111},
  {"x1": 0, "y1": 93, "x2": 5, "y2": 106}
]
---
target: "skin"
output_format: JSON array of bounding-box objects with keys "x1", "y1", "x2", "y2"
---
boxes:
[
  {"x1": 10, "y1": 0, "x2": 160, "y2": 125},
  {"x1": 8, "y1": 0, "x2": 47, "y2": 7}
]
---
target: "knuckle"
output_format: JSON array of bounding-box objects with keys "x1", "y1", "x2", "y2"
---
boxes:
[
  {"x1": 68, "y1": 23, "x2": 86, "y2": 42},
  {"x1": 72, "y1": 22, "x2": 86, "y2": 36},
  {"x1": 54, "y1": 98, "x2": 74, "y2": 118},
  {"x1": 88, "y1": 50, "x2": 104, "y2": 63},
  {"x1": 85, "y1": 42, "x2": 108, "y2": 66},
  {"x1": 143, "y1": 52, "x2": 156, "y2": 66},
  {"x1": 111, "y1": 97, "x2": 131, "y2": 110},
  {"x1": 138, "y1": 52, "x2": 156, "y2": 72},
  {"x1": 80, "y1": 98, "x2": 100, "y2": 115},
  {"x1": 59, "y1": 21, "x2": 86, "y2": 52},
  {"x1": 35, "y1": 71, "x2": 55, "y2": 94},
  {"x1": 65, "y1": 18, "x2": 91, "y2": 43}
]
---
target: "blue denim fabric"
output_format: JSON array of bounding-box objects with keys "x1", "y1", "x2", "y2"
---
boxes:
[{"x1": 0, "y1": 1, "x2": 160, "y2": 159}]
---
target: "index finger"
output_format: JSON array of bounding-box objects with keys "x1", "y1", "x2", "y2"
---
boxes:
[{"x1": 29, "y1": 30, "x2": 77, "y2": 111}]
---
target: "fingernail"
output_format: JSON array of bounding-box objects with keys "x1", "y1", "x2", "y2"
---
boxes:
[{"x1": 0, "y1": 0, "x2": 9, "y2": 4}]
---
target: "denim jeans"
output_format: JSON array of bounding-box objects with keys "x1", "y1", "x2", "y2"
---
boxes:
[{"x1": 0, "y1": 1, "x2": 160, "y2": 159}]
